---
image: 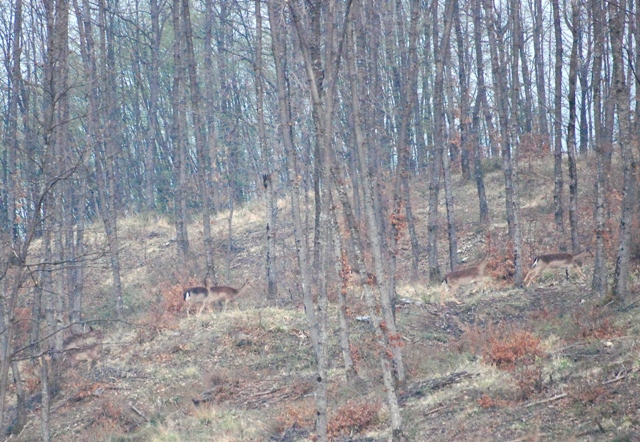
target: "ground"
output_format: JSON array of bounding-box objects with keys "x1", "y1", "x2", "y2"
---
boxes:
[{"x1": 7, "y1": 155, "x2": 640, "y2": 441}]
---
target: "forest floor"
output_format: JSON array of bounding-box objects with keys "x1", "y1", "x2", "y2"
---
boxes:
[{"x1": 7, "y1": 154, "x2": 640, "y2": 441}]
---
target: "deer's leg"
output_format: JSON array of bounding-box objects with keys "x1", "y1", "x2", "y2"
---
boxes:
[
  {"x1": 524, "y1": 269, "x2": 538, "y2": 287},
  {"x1": 572, "y1": 264, "x2": 586, "y2": 280}
]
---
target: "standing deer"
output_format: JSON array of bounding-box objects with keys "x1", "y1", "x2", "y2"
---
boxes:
[
  {"x1": 207, "y1": 280, "x2": 254, "y2": 312},
  {"x1": 524, "y1": 250, "x2": 593, "y2": 287},
  {"x1": 182, "y1": 286, "x2": 210, "y2": 316},
  {"x1": 65, "y1": 343, "x2": 103, "y2": 370},
  {"x1": 441, "y1": 257, "x2": 491, "y2": 305},
  {"x1": 63, "y1": 326, "x2": 104, "y2": 370}
]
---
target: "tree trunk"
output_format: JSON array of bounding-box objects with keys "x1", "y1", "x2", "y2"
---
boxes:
[
  {"x1": 567, "y1": 0, "x2": 580, "y2": 253},
  {"x1": 609, "y1": 0, "x2": 635, "y2": 303},
  {"x1": 454, "y1": 0, "x2": 471, "y2": 180},
  {"x1": 267, "y1": 0, "x2": 320, "y2": 374},
  {"x1": 255, "y1": 0, "x2": 278, "y2": 299},
  {"x1": 40, "y1": 355, "x2": 51, "y2": 441},
  {"x1": 182, "y1": 0, "x2": 217, "y2": 283},
  {"x1": 432, "y1": 0, "x2": 457, "y2": 275},
  {"x1": 552, "y1": 0, "x2": 565, "y2": 239},
  {"x1": 484, "y1": 0, "x2": 523, "y2": 284},
  {"x1": 532, "y1": 0, "x2": 550, "y2": 144},
  {"x1": 471, "y1": 0, "x2": 489, "y2": 225},
  {"x1": 343, "y1": 7, "x2": 404, "y2": 438},
  {"x1": 171, "y1": 0, "x2": 189, "y2": 260},
  {"x1": 144, "y1": 0, "x2": 160, "y2": 211},
  {"x1": 329, "y1": 197, "x2": 356, "y2": 381}
]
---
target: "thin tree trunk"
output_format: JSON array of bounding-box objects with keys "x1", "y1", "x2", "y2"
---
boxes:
[
  {"x1": 171, "y1": 0, "x2": 189, "y2": 260},
  {"x1": 40, "y1": 355, "x2": 50, "y2": 441},
  {"x1": 344, "y1": 8, "x2": 404, "y2": 438},
  {"x1": 454, "y1": 0, "x2": 471, "y2": 180},
  {"x1": 610, "y1": 0, "x2": 635, "y2": 302},
  {"x1": 268, "y1": 0, "x2": 319, "y2": 360},
  {"x1": 532, "y1": 0, "x2": 549, "y2": 144},
  {"x1": 484, "y1": 0, "x2": 524, "y2": 284},
  {"x1": 567, "y1": 0, "x2": 581, "y2": 252},
  {"x1": 145, "y1": 0, "x2": 160, "y2": 211},
  {"x1": 471, "y1": 0, "x2": 489, "y2": 225},
  {"x1": 552, "y1": 0, "x2": 565, "y2": 239},
  {"x1": 434, "y1": 0, "x2": 457, "y2": 272},
  {"x1": 182, "y1": 0, "x2": 216, "y2": 283},
  {"x1": 255, "y1": 0, "x2": 278, "y2": 299},
  {"x1": 204, "y1": 0, "x2": 220, "y2": 215},
  {"x1": 329, "y1": 197, "x2": 356, "y2": 381},
  {"x1": 10, "y1": 361, "x2": 26, "y2": 435}
]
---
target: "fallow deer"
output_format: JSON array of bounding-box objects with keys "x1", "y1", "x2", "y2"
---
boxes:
[
  {"x1": 63, "y1": 325, "x2": 103, "y2": 351},
  {"x1": 441, "y1": 257, "x2": 491, "y2": 305},
  {"x1": 63, "y1": 326, "x2": 104, "y2": 370},
  {"x1": 523, "y1": 250, "x2": 593, "y2": 287},
  {"x1": 65, "y1": 343, "x2": 103, "y2": 370},
  {"x1": 207, "y1": 280, "x2": 254, "y2": 313},
  {"x1": 182, "y1": 286, "x2": 210, "y2": 316}
]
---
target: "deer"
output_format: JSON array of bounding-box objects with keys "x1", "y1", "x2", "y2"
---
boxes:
[
  {"x1": 207, "y1": 280, "x2": 254, "y2": 313},
  {"x1": 182, "y1": 286, "x2": 210, "y2": 316},
  {"x1": 523, "y1": 250, "x2": 593, "y2": 287},
  {"x1": 63, "y1": 325, "x2": 103, "y2": 351},
  {"x1": 65, "y1": 343, "x2": 103, "y2": 370},
  {"x1": 63, "y1": 326, "x2": 104, "y2": 370},
  {"x1": 440, "y1": 257, "x2": 491, "y2": 306}
]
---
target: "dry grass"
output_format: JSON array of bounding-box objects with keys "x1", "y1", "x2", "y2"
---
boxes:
[{"x1": 9, "y1": 154, "x2": 640, "y2": 441}]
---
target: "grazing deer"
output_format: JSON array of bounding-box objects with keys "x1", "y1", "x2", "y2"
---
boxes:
[
  {"x1": 63, "y1": 325, "x2": 103, "y2": 351},
  {"x1": 182, "y1": 286, "x2": 210, "y2": 316},
  {"x1": 524, "y1": 250, "x2": 593, "y2": 287},
  {"x1": 344, "y1": 269, "x2": 377, "y2": 286},
  {"x1": 441, "y1": 257, "x2": 491, "y2": 305},
  {"x1": 63, "y1": 327, "x2": 104, "y2": 370},
  {"x1": 207, "y1": 280, "x2": 254, "y2": 313},
  {"x1": 65, "y1": 343, "x2": 103, "y2": 370}
]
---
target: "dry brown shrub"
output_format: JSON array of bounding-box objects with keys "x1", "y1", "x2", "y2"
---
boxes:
[
  {"x1": 274, "y1": 398, "x2": 316, "y2": 434},
  {"x1": 487, "y1": 329, "x2": 544, "y2": 370},
  {"x1": 477, "y1": 394, "x2": 499, "y2": 409},
  {"x1": 568, "y1": 380, "x2": 608, "y2": 404},
  {"x1": 328, "y1": 398, "x2": 381, "y2": 438},
  {"x1": 571, "y1": 307, "x2": 623, "y2": 340},
  {"x1": 461, "y1": 324, "x2": 546, "y2": 400}
]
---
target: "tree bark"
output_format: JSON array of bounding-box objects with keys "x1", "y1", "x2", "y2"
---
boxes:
[
  {"x1": 484, "y1": 0, "x2": 524, "y2": 284},
  {"x1": 182, "y1": 0, "x2": 217, "y2": 283},
  {"x1": 610, "y1": 0, "x2": 635, "y2": 302},
  {"x1": 255, "y1": 0, "x2": 278, "y2": 300},
  {"x1": 171, "y1": 0, "x2": 189, "y2": 260},
  {"x1": 552, "y1": 0, "x2": 565, "y2": 239},
  {"x1": 454, "y1": 0, "x2": 471, "y2": 180},
  {"x1": 471, "y1": 0, "x2": 490, "y2": 225},
  {"x1": 532, "y1": 0, "x2": 550, "y2": 144},
  {"x1": 567, "y1": 0, "x2": 581, "y2": 253}
]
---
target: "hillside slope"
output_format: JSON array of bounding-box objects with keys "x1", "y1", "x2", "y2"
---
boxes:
[{"x1": 9, "y1": 156, "x2": 640, "y2": 441}]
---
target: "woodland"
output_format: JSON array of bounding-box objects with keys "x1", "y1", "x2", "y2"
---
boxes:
[{"x1": 0, "y1": 0, "x2": 639, "y2": 440}]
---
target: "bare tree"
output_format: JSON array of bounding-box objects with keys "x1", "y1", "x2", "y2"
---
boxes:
[
  {"x1": 552, "y1": 0, "x2": 565, "y2": 239},
  {"x1": 171, "y1": 0, "x2": 190, "y2": 260},
  {"x1": 484, "y1": 0, "x2": 524, "y2": 284},
  {"x1": 531, "y1": 0, "x2": 550, "y2": 144},
  {"x1": 181, "y1": 0, "x2": 217, "y2": 283},
  {"x1": 590, "y1": 0, "x2": 609, "y2": 296},
  {"x1": 566, "y1": 0, "x2": 581, "y2": 252},
  {"x1": 471, "y1": 0, "x2": 490, "y2": 225},
  {"x1": 610, "y1": 0, "x2": 635, "y2": 302},
  {"x1": 255, "y1": 0, "x2": 278, "y2": 299}
]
